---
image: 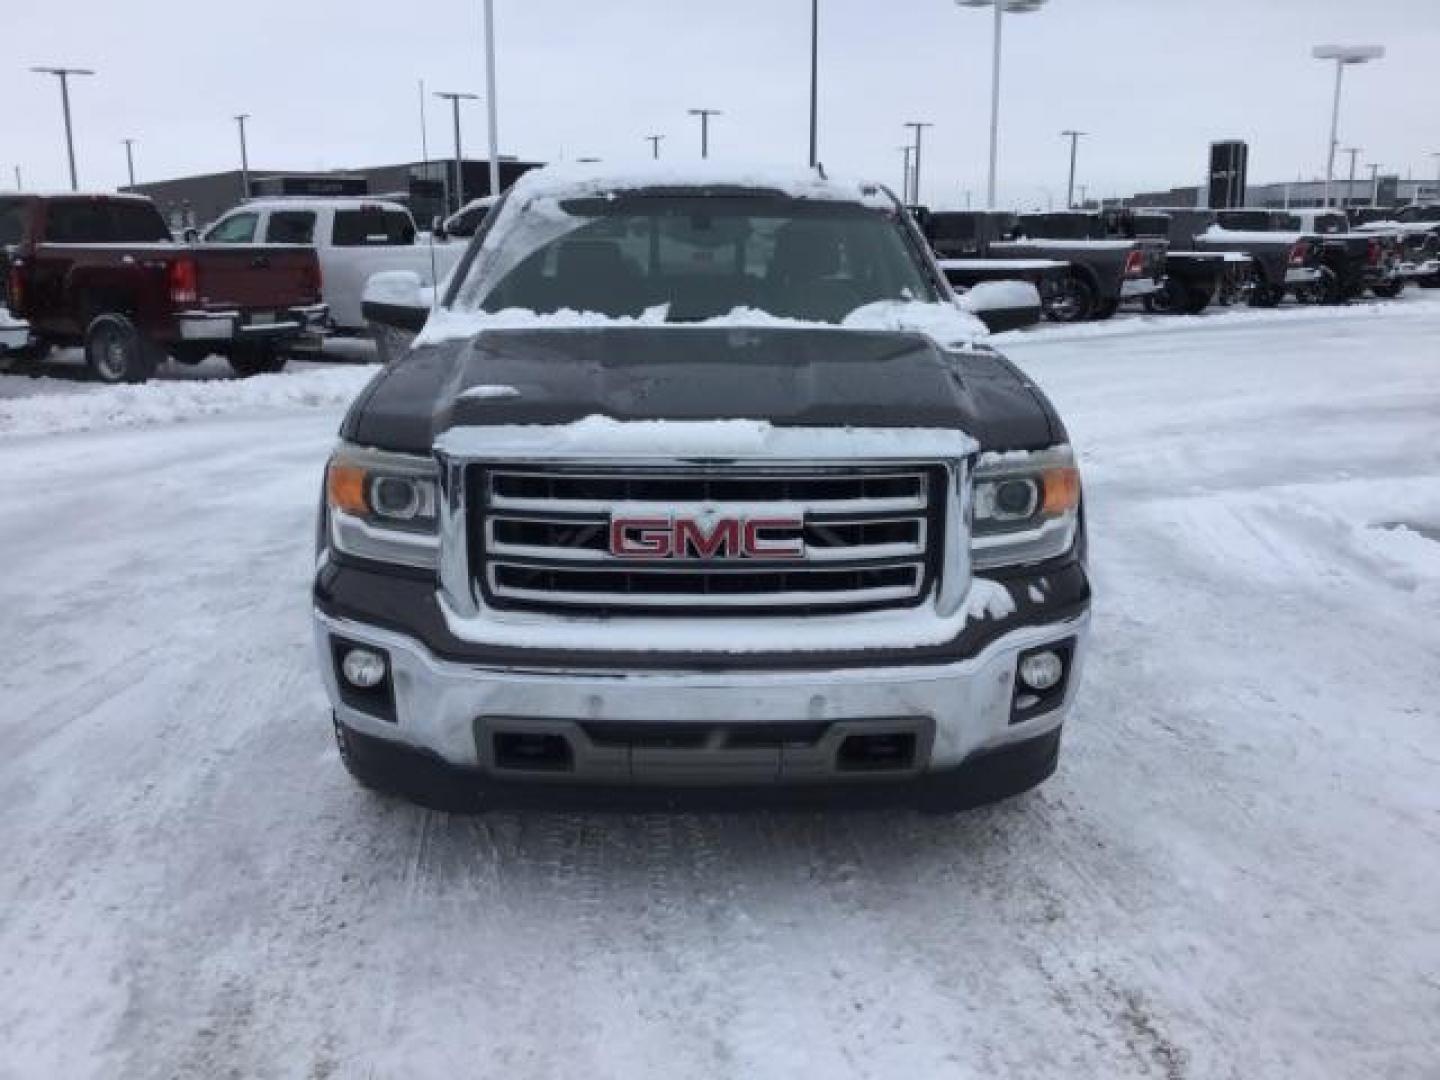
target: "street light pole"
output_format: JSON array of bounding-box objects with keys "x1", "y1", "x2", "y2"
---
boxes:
[
  {"x1": 898, "y1": 145, "x2": 913, "y2": 203},
  {"x1": 904, "y1": 121, "x2": 932, "y2": 204},
  {"x1": 688, "y1": 109, "x2": 721, "y2": 158},
  {"x1": 122, "y1": 138, "x2": 136, "y2": 188},
  {"x1": 1060, "y1": 130, "x2": 1085, "y2": 208},
  {"x1": 1366, "y1": 162, "x2": 1381, "y2": 208},
  {"x1": 482, "y1": 0, "x2": 501, "y2": 197},
  {"x1": 646, "y1": 134, "x2": 664, "y2": 159},
  {"x1": 31, "y1": 67, "x2": 95, "y2": 191},
  {"x1": 1312, "y1": 45, "x2": 1384, "y2": 208},
  {"x1": 233, "y1": 114, "x2": 251, "y2": 200},
  {"x1": 957, "y1": 1, "x2": 1047, "y2": 209},
  {"x1": 434, "y1": 91, "x2": 479, "y2": 212},
  {"x1": 808, "y1": 0, "x2": 819, "y2": 166},
  {"x1": 1341, "y1": 146, "x2": 1361, "y2": 208}
]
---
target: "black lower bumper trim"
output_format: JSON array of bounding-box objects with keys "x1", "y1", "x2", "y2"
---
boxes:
[{"x1": 337, "y1": 721, "x2": 1062, "y2": 814}]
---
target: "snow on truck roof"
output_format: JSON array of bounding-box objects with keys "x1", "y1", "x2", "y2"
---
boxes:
[
  {"x1": 502, "y1": 160, "x2": 895, "y2": 208},
  {"x1": 235, "y1": 197, "x2": 412, "y2": 213}
]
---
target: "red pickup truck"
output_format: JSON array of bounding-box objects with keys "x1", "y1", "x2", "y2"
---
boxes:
[{"x1": 0, "y1": 193, "x2": 326, "y2": 383}]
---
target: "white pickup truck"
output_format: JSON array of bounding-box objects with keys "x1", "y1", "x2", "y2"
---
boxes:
[{"x1": 201, "y1": 198, "x2": 465, "y2": 334}]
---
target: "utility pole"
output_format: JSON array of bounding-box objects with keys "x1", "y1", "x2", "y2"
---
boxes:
[
  {"x1": 1060, "y1": 130, "x2": 1085, "y2": 208},
  {"x1": 646, "y1": 134, "x2": 664, "y2": 159},
  {"x1": 31, "y1": 66, "x2": 95, "y2": 191},
  {"x1": 898, "y1": 145, "x2": 913, "y2": 203},
  {"x1": 904, "y1": 121, "x2": 932, "y2": 205},
  {"x1": 808, "y1": 0, "x2": 819, "y2": 166},
  {"x1": 1366, "y1": 162, "x2": 1381, "y2": 208},
  {"x1": 122, "y1": 138, "x2": 136, "y2": 188},
  {"x1": 482, "y1": 0, "x2": 501, "y2": 197},
  {"x1": 1340, "y1": 146, "x2": 1361, "y2": 208},
  {"x1": 688, "y1": 108, "x2": 721, "y2": 158},
  {"x1": 434, "y1": 91, "x2": 479, "y2": 212},
  {"x1": 233, "y1": 114, "x2": 251, "y2": 200}
]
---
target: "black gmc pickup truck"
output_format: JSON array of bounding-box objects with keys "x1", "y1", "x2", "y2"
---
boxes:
[{"x1": 318, "y1": 165, "x2": 1091, "y2": 812}]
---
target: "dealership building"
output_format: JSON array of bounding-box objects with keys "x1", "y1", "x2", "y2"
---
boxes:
[
  {"x1": 123, "y1": 157, "x2": 543, "y2": 234},
  {"x1": 1127, "y1": 176, "x2": 1437, "y2": 211}
]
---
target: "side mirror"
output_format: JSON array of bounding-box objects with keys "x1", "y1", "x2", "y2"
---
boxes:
[
  {"x1": 362, "y1": 271, "x2": 433, "y2": 363},
  {"x1": 958, "y1": 280, "x2": 1043, "y2": 334}
]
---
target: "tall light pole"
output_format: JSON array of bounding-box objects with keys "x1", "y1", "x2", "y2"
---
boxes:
[
  {"x1": 434, "y1": 91, "x2": 479, "y2": 212},
  {"x1": 1366, "y1": 162, "x2": 1381, "y2": 208},
  {"x1": 688, "y1": 108, "x2": 721, "y2": 158},
  {"x1": 904, "y1": 121, "x2": 932, "y2": 204},
  {"x1": 1312, "y1": 45, "x2": 1384, "y2": 208},
  {"x1": 482, "y1": 0, "x2": 501, "y2": 197},
  {"x1": 30, "y1": 66, "x2": 95, "y2": 191},
  {"x1": 233, "y1": 114, "x2": 251, "y2": 200},
  {"x1": 1060, "y1": 129, "x2": 1085, "y2": 208},
  {"x1": 122, "y1": 138, "x2": 136, "y2": 188},
  {"x1": 646, "y1": 134, "x2": 664, "y2": 159},
  {"x1": 808, "y1": 0, "x2": 819, "y2": 166},
  {"x1": 898, "y1": 145, "x2": 913, "y2": 203},
  {"x1": 957, "y1": 0, "x2": 1048, "y2": 209},
  {"x1": 1340, "y1": 146, "x2": 1361, "y2": 208}
]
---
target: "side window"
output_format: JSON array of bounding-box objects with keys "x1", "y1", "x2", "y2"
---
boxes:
[
  {"x1": 207, "y1": 213, "x2": 259, "y2": 243},
  {"x1": 266, "y1": 211, "x2": 316, "y2": 244},
  {"x1": 106, "y1": 202, "x2": 171, "y2": 242},
  {"x1": 332, "y1": 209, "x2": 416, "y2": 246},
  {"x1": 44, "y1": 201, "x2": 110, "y2": 242}
]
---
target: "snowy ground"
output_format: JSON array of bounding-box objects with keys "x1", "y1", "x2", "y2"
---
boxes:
[{"x1": 1, "y1": 299, "x2": 1438, "y2": 1079}]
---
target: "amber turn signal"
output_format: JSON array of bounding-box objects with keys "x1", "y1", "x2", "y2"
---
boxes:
[
  {"x1": 1041, "y1": 466, "x2": 1081, "y2": 515},
  {"x1": 326, "y1": 461, "x2": 369, "y2": 516}
]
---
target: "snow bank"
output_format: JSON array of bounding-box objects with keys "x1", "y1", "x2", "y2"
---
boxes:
[{"x1": 0, "y1": 365, "x2": 375, "y2": 439}]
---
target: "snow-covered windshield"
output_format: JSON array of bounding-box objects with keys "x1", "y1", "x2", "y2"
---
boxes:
[{"x1": 453, "y1": 196, "x2": 937, "y2": 324}]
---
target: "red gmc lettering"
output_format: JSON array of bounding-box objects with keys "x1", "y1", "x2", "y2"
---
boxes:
[
  {"x1": 609, "y1": 517, "x2": 673, "y2": 558},
  {"x1": 609, "y1": 516, "x2": 805, "y2": 559}
]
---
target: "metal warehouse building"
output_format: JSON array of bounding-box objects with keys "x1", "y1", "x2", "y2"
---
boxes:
[{"x1": 123, "y1": 157, "x2": 543, "y2": 234}]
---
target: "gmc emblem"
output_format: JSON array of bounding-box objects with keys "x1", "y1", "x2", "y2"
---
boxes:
[{"x1": 609, "y1": 516, "x2": 805, "y2": 560}]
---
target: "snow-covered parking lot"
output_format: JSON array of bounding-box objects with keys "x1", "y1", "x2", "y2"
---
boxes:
[{"x1": 2, "y1": 299, "x2": 1438, "y2": 1078}]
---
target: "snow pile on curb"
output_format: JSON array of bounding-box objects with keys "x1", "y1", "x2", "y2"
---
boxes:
[{"x1": 0, "y1": 366, "x2": 377, "y2": 439}]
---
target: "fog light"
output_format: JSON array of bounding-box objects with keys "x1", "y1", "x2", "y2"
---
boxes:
[
  {"x1": 1018, "y1": 650, "x2": 1064, "y2": 692},
  {"x1": 341, "y1": 648, "x2": 387, "y2": 689}
]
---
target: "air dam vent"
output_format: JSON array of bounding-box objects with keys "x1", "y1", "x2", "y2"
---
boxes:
[{"x1": 470, "y1": 463, "x2": 948, "y2": 615}]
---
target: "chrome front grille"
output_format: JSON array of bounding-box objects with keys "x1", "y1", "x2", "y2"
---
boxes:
[{"x1": 471, "y1": 464, "x2": 946, "y2": 614}]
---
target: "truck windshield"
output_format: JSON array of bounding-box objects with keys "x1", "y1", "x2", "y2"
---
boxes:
[{"x1": 456, "y1": 197, "x2": 936, "y2": 323}]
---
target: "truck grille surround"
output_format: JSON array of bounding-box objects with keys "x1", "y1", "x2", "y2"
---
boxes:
[{"x1": 468, "y1": 464, "x2": 949, "y2": 616}]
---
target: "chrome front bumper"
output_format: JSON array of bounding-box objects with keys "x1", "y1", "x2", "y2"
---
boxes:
[
  {"x1": 178, "y1": 303, "x2": 329, "y2": 342},
  {"x1": 1285, "y1": 266, "x2": 1322, "y2": 285},
  {"x1": 1401, "y1": 258, "x2": 1440, "y2": 280},
  {"x1": 313, "y1": 608, "x2": 1089, "y2": 783}
]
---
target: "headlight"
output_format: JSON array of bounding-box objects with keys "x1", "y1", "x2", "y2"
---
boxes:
[
  {"x1": 324, "y1": 444, "x2": 439, "y2": 568},
  {"x1": 971, "y1": 445, "x2": 1080, "y2": 570}
]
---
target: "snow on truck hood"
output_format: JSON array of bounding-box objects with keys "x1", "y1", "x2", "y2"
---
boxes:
[{"x1": 415, "y1": 299, "x2": 988, "y2": 351}]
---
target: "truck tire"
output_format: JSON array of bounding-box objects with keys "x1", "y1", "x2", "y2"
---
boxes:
[
  {"x1": 1090, "y1": 298, "x2": 1119, "y2": 321},
  {"x1": 1144, "y1": 277, "x2": 1205, "y2": 315},
  {"x1": 1370, "y1": 280, "x2": 1404, "y2": 299},
  {"x1": 1247, "y1": 272, "x2": 1284, "y2": 308},
  {"x1": 227, "y1": 346, "x2": 288, "y2": 378},
  {"x1": 1045, "y1": 273, "x2": 1095, "y2": 322},
  {"x1": 84, "y1": 313, "x2": 160, "y2": 384},
  {"x1": 1294, "y1": 266, "x2": 1340, "y2": 306}
]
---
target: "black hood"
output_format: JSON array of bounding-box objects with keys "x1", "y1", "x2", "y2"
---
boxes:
[{"x1": 341, "y1": 327, "x2": 1059, "y2": 454}]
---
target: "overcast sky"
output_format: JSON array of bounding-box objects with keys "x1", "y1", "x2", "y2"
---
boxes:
[{"x1": 5, "y1": 0, "x2": 1438, "y2": 208}]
